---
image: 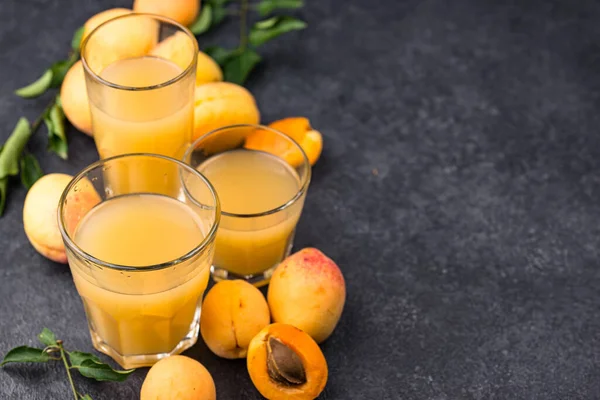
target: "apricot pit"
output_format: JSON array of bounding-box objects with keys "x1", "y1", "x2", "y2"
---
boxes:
[{"x1": 247, "y1": 323, "x2": 327, "y2": 400}]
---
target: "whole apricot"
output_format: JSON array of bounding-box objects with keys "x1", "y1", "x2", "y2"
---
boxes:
[
  {"x1": 61, "y1": 60, "x2": 92, "y2": 136},
  {"x1": 268, "y1": 248, "x2": 345, "y2": 343},
  {"x1": 247, "y1": 323, "x2": 328, "y2": 400},
  {"x1": 201, "y1": 280, "x2": 270, "y2": 359},
  {"x1": 82, "y1": 9, "x2": 158, "y2": 74},
  {"x1": 81, "y1": 8, "x2": 131, "y2": 45},
  {"x1": 149, "y1": 31, "x2": 222, "y2": 85},
  {"x1": 24, "y1": 174, "x2": 101, "y2": 263},
  {"x1": 193, "y1": 82, "x2": 260, "y2": 141},
  {"x1": 140, "y1": 355, "x2": 216, "y2": 400},
  {"x1": 23, "y1": 174, "x2": 73, "y2": 263},
  {"x1": 134, "y1": 0, "x2": 200, "y2": 27}
]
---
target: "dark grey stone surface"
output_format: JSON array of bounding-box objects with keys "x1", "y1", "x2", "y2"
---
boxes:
[{"x1": 2, "y1": 0, "x2": 600, "y2": 398}]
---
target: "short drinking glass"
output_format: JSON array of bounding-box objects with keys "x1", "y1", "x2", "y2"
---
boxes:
[
  {"x1": 184, "y1": 124, "x2": 311, "y2": 286},
  {"x1": 58, "y1": 154, "x2": 220, "y2": 369}
]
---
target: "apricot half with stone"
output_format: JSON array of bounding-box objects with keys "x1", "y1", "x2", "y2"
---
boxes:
[{"x1": 247, "y1": 323, "x2": 328, "y2": 400}]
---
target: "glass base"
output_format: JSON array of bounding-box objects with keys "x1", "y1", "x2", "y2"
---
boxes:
[
  {"x1": 89, "y1": 308, "x2": 201, "y2": 369},
  {"x1": 211, "y1": 264, "x2": 278, "y2": 287}
]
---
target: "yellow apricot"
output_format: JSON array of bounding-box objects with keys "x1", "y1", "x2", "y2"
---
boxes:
[
  {"x1": 23, "y1": 174, "x2": 101, "y2": 263},
  {"x1": 247, "y1": 323, "x2": 328, "y2": 400},
  {"x1": 149, "y1": 31, "x2": 222, "y2": 85},
  {"x1": 200, "y1": 280, "x2": 270, "y2": 359},
  {"x1": 268, "y1": 248, "x2": 346, "y2": 343},
  {"x1": 140, "y1": 355, "x2": 216, "y2": 400},
  {"x1": 81, "y1": 8, "x2": 131, "y2": 46},
  {"x1": 61, "y1": 60, "x2": 92, "y2": 136},
  {"x1": 196, "y1": 51, "x2": 223, "y2": 84},
  {"x1": 134, "y1": 0, "x2": 200, "y2": 27},
  {"x1": 23, "y1": 174, "x2": 73, "y2": 263},
  {"x1": 193, "y1": 82, "x2": 260, "y2": 142},
  {"x1": 82, "y1": 10, "x2": 158, "y2": 74}
]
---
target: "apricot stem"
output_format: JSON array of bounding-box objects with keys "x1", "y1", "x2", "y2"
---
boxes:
[
  {"x1": 57, "y1": 340, "x2": 78, "y2": 400},
  {"x1": 239, "y1": 0, "x2": 249, "y2": 50}
]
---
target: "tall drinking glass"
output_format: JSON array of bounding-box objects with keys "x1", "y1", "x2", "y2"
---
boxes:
[
  {"x1": 185, "y1": 124, "x2": 311, "y2": 286},
  {"x1": 58, "y1": 154, "x2": 220, "y2": 369},
  {"x1": 81, "y1": 14, "x2": 197, "y2": 193}
]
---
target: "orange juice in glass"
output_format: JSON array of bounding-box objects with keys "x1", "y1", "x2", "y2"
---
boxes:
[
  {"x1": 81, "y1": 14, "x2": 197, "y2": 193},
  {"x1": 58, "y1": 154, "x2": 220, "y2": 368},
  {"x1": 185, "y1": 125, "x2": 311, "y2": 286}
]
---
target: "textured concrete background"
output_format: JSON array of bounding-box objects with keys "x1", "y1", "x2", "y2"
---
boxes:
[{"x1": 2, "y1": 0, "x2": 600, "y2": 398}]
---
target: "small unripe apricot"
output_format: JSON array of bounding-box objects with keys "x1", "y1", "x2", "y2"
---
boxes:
[
  {"x1": 268, "y1": 248, "x2": 345, "y2": 343},
  {"x1": 201, "y1": 280, "x2": 270, "y2": 359},
  {"x1": 140, "y1": 355, "x2": 216, "y2": 400},
  {"x1": 134, "y1": 0, "x2": 200, "y2": 27},
  {"x1": 247, "y1": 323, "x2": 328, "y2": 400}
]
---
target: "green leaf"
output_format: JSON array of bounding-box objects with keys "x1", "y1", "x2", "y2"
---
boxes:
[
  {"x1": 190, "y1": 4, "x2": 212, "y2": 35},
  {"x1": 49, "y1": 54, "x2": 79, "y2": 88},
  {"x1": 71, "y1": 26, "x2": 85, "y2": 52},
  {"x1": 72, "y1": 359, "x2": 135, "y2": 382},
  {"x1": 15, "y1": 70, "x2": 53, "y2": 98},
  {"x1": 257, "y1": 0, "x2": 304, "y2": 16},
  {"x1": 205, "y1": 0, "x2": 230, "y2": 5},
  {"x1": 20, "y1": 153, "x2": 43, "y2": 190},
  {"x1": 37, "y1": 328, "x2": 57, "y2": 347},
  {"x1": 0, "y1": 178, "x2": 7, "y2": 216},
  {"x1": 204, "y1": 46, "x2": 238, "y2": 66},
  {"x1": 0, "y1": 118, "x2": 32, "y2": 180},
  {"x1": 44, "y1": 100, "x2": 68, "y2": 160},
  {"x1": 1, "y1": 346, "x2": 50, "y2": 366},
  {"x1": 212, "y1": 4, "x2": 228, "y2": 25},
  {"x1": 222, "y1": 48, "x2": 262, "y2": 85},
  {"x1": 249, "y1": 16, "x2": 306, "y2": 47},
  {"x1": 68, "y1": 351, "x2": 101, "y2": 367},
  {"x1": 80, "y1": 395, "x2": 93, "y2": 400}
]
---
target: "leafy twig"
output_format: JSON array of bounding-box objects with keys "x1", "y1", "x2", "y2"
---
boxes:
[
  {"x1": 189, "y1": 0, "x2": 307, "y2": 85},
  {"x1": 1, "y1": 328, "x2": 135, "y2": 400}
]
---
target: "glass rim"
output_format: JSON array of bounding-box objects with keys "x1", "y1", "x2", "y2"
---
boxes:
[
  {"x1": 184, "y1": 123, "x2": 312, "y2": 219},
  {"x1": 57, "y1": 153, "x2": 221, "y2": 272},
  {"x1": 80, "y1": 12, "x2": 199, "y2": 92}
]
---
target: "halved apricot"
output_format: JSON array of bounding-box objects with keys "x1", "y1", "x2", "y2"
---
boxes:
[
  {"x1": 247, "y1": 323, "x2": 327, "y2": 400},
  {"x1": 244, "y1": 117, "x2": 323, "y2": 166}
]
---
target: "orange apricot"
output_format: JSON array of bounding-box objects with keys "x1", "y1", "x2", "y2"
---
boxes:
[
  {"x1": 200, "y1": 280, "x2": 270, "y2": 358},
  {"x1": 149, "y1": 31, "x2": 222, "y2": 85},
  {"x1": 82, "y1": 10, "x2": 158, "y2": 74},
  {"x1": 133, "y1": 0, "x2": 200, "y2": 27},
  {"x1": 61, "y1": 60, "x2": 92, "y2": 136},
  {"x1": 23, "y1": 174, "x2": 101, "y2": 263},
  {"x1": 23, "y1": 174, "x2": 73, "y2": 263},
  {"x1": 268, "y1": 248, "x2": 345, "y2": 343},
  {"x1": 244, "y1": 117, "x2": 323, "y2": 166},
  {"x1": 247, "y1": 323, "x2": 328, "y2": 400},
  {"x1": 140, "y1": 355, "x2": 216, "y2": 400},
  {"x1": 193, "y1": 82, "x2": 260, "y2": 142}
]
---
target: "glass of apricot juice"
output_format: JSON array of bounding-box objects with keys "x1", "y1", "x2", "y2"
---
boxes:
[
  {"x1": 81, "y1": 13, "x2": 197, "y2": 194},
  {"x1": 58, "y1": 154, "x2": 220, "y2": 369},
  {"x1": 184, "y1": 124, "x2": 311, "y2": 286}
]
